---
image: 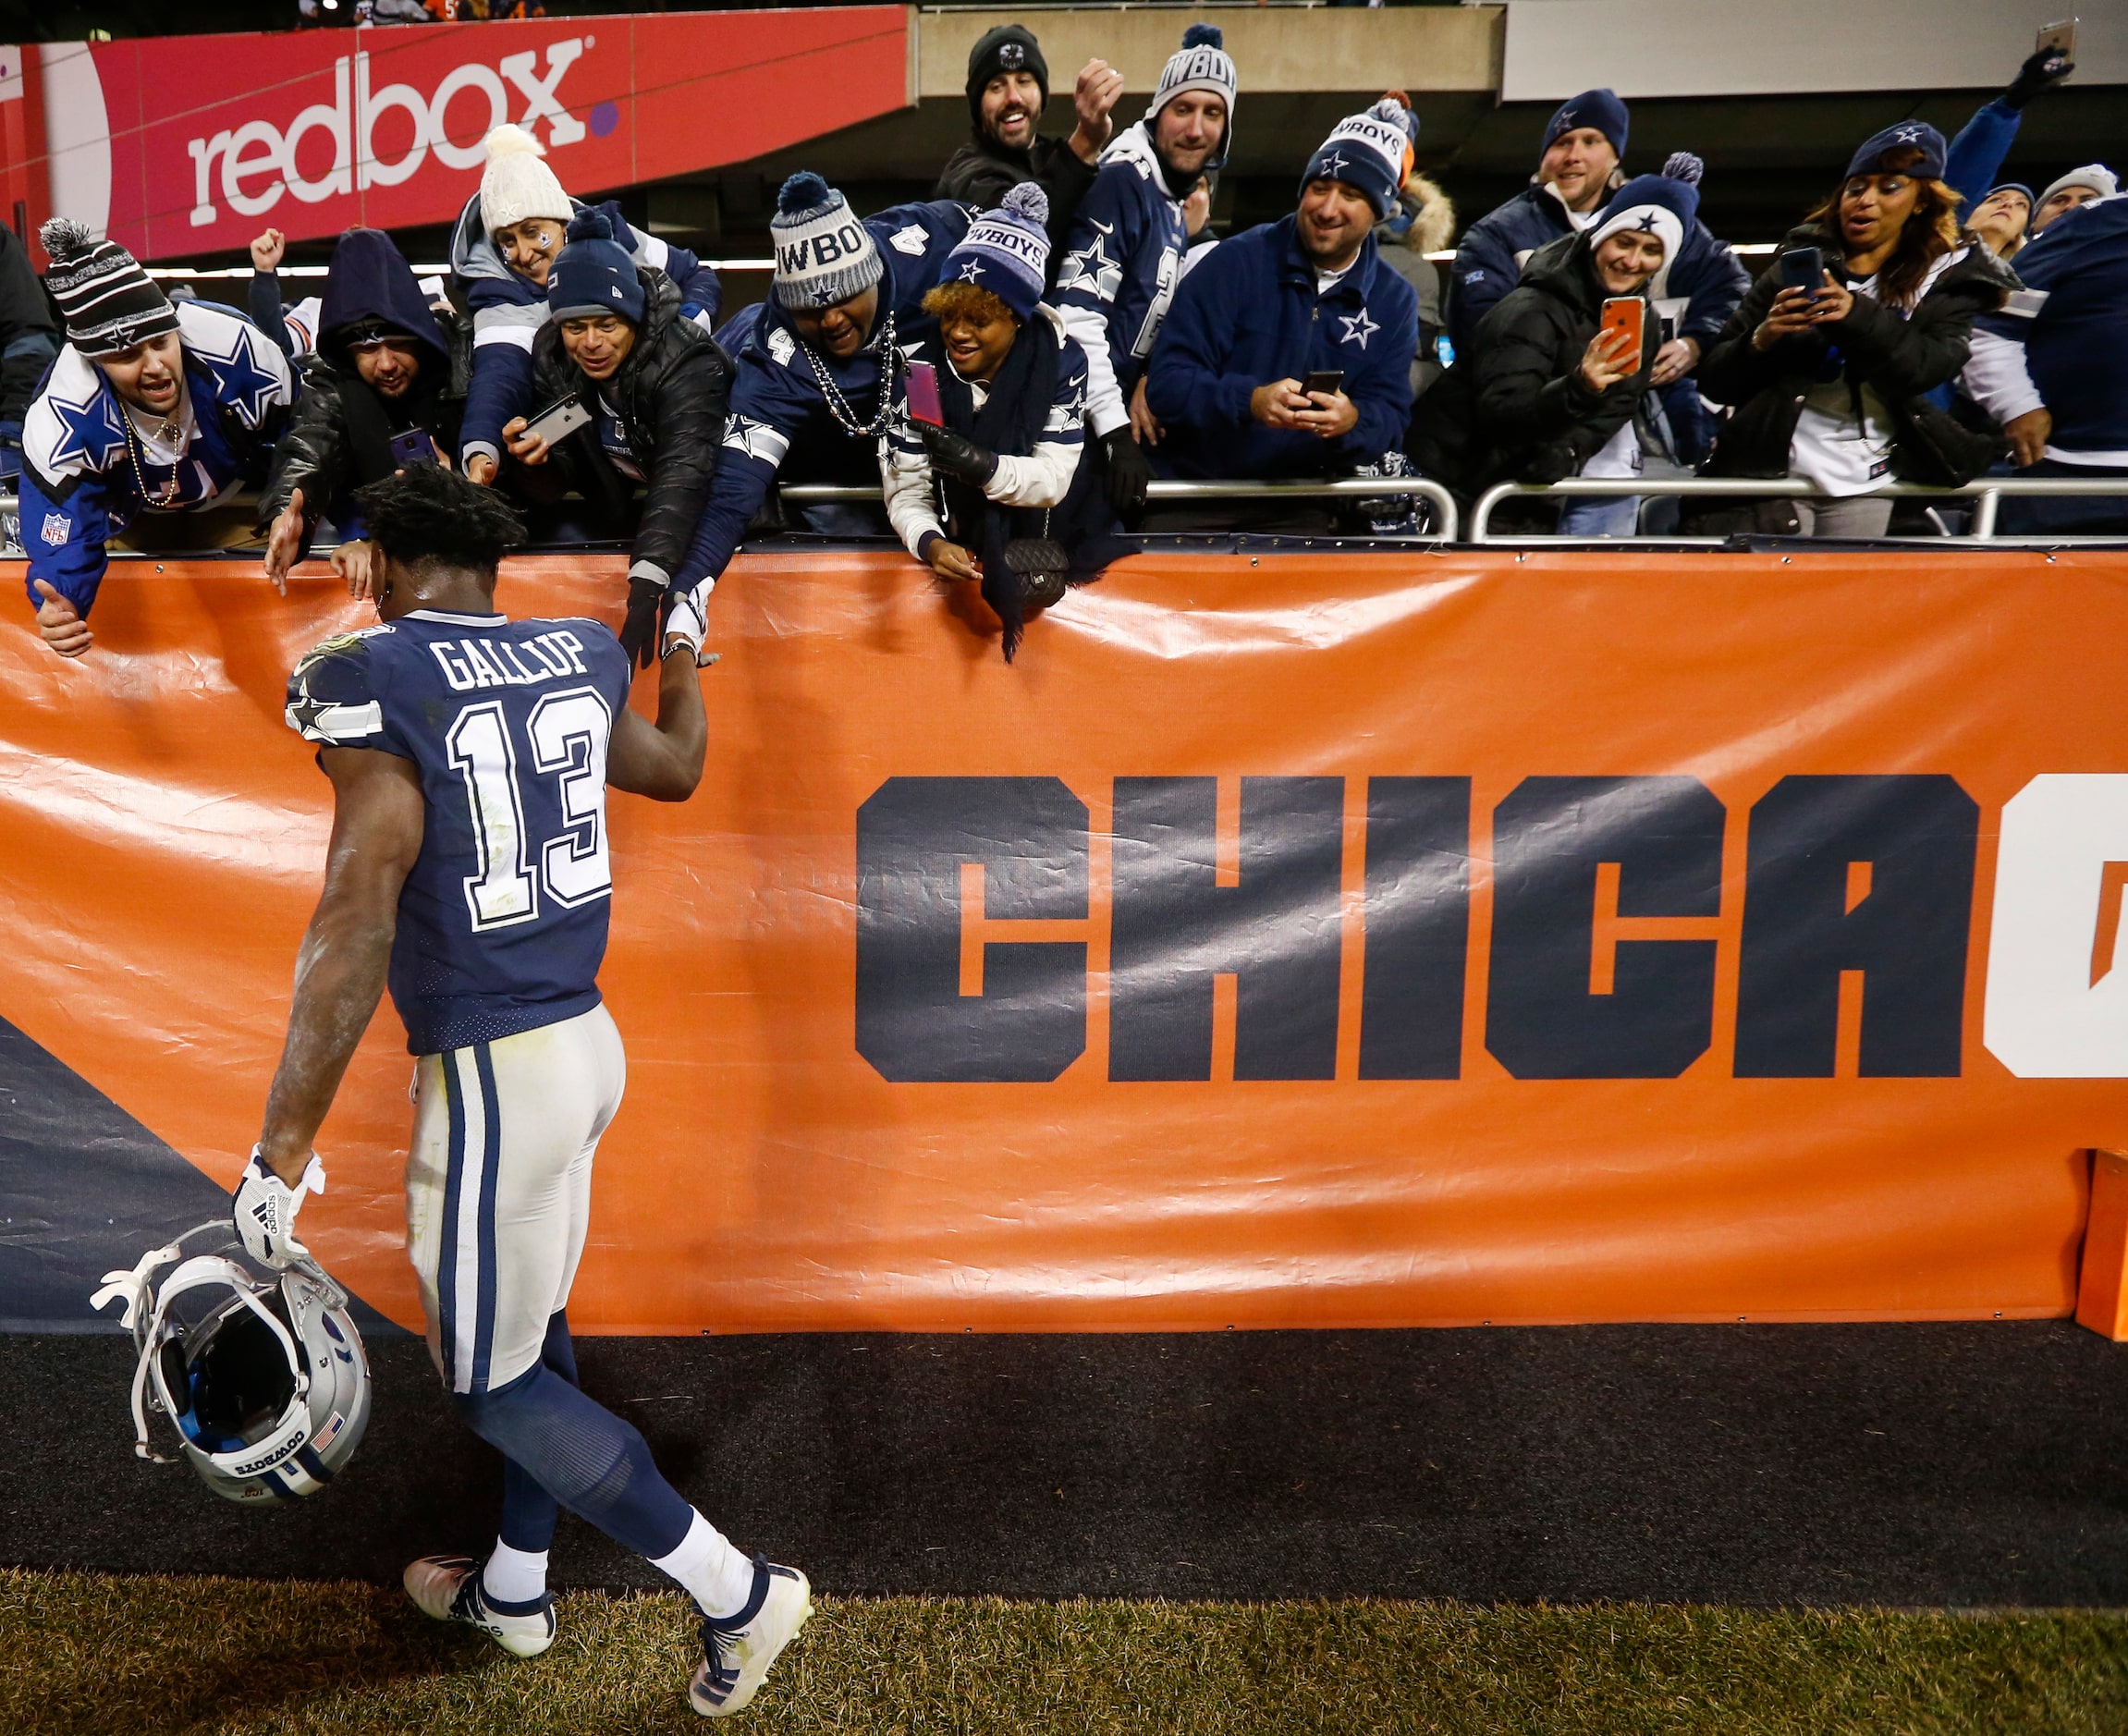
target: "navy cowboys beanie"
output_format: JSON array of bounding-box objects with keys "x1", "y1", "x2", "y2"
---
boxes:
[
  {"x1": 1302, "y1": 98, "x2": 1418, "y2": 220},
  {"x1": 1845, "y1": 121, "x2": 1948, "y2": 182},
  {"x1": 966, "y1": 23, "x2": 1048, "y2": 125},
  {"x1": 548, "y1": 208, "x2": 646, "y2": 324},
  {"x1": 1541, "y1": 89, "x2": 1629, "y2": 163},
  {"x1": 1589, "y1": 173, "x2": 1699, "y2": 265},
  {"x1": 941, "y1": 182, "x2": 1050, "y2": 322},
  {"x1": 39, "y1": 218, "x2": 178, "y2": 360},
  {"x1": 771, "y1": 172, "x2": 884, "y2": 310}
]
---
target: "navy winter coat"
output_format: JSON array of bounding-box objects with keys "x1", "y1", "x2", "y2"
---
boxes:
[{"x1": 1145, "y1": 214, "x2": 1418, "y2": 479}]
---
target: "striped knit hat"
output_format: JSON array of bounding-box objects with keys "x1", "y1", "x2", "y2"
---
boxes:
[
  {"x1": 39, "y1": 218, "x2": 177, "y2": 359},
  {"x1": 770, "y1": 172, "x2": 884, "y2": 311}
]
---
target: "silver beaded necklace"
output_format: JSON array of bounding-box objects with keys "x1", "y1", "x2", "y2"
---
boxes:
[{"x1": 799, "y1": 308, "x2": 898, "y2": 439}]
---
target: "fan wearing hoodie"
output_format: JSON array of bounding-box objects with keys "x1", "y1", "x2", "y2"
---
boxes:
[
  {"x1": 1052, "y1": 23, "x2": 1235, "y2": 520},
  {"x1": 1410, "y1": 176, "x2": 1693, "y2": 536},
  {"x1": 496, "y1": 210, "x2": 735, "y2": 665},
  {"x1": 259, "y1": 229, "x2": 469, "y2": 598},
  {"x1": 1449, "y1": 91, "x2": 1746, "y2": 415},
  {"x1": 1145, "y1": 103, "x2": 1419, "y2": 489},
  {"x1": 451, "y1": 125, "x2": 721, "y2": 486}
]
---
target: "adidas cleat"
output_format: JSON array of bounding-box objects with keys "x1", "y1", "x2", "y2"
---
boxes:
[
  {"x1": 402, "y1": 1555, "x2": 556, "y2": 1658},
  {"x1": 689, "y1": 1557, "x2": 812, "y2": 1717}
]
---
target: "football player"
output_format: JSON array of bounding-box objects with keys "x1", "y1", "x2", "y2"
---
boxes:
[{"x1": 235, "y1": 464, "x2": 808, "y2": 1718}]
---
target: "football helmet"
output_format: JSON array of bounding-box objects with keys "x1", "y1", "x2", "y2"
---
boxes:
[{"x1": 92, "y1": 1223, "x2": 371, "y2": 1504}]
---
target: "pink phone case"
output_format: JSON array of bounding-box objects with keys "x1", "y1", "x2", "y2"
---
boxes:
[{"x1": 906, "y1": 361, "x2": 944, "y2": 426}]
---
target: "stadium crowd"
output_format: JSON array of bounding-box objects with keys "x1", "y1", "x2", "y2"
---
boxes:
[{"x1": 2, "y1": 18, "x2": 2119, "y2": 663}]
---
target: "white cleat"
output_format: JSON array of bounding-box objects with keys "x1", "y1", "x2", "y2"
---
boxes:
[
  {"x1": 689, "y1": 1557, "x2": 813, "y2": 1717},
  {"x1": 402, "y1": 1555, "x2": 556, "y2": 1658}
]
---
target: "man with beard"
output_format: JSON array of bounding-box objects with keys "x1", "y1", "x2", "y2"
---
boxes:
[
  {"x1": 1053, "y1": 22, "x2": 1236, "y2": 520},
  {"x1": 260, "y1": 228, "x2": 469, "y2": 601},
  {"x1": 21, "y1": 220, "x2": 293, "y2": 657},
  {"x1": 934, "y1": 24, "x2": 1123, "y2": 251}
]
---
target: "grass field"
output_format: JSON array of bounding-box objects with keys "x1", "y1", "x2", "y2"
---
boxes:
[{"x1": 6, "y1": 1571, "x2": 2128, "y2": 1735}]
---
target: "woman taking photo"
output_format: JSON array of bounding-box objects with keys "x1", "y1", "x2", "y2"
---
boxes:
[{"x1": 1694, "y1": 123, "x2": 2015, "y2": 537}]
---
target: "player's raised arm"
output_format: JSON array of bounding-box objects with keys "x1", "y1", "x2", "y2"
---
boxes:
[
  {"x1": 256, "y1": 748, "x2": 425, "y2": 1187},
  {"x1": 605, "y1": 633, "x2": 708, "y2": 802}
]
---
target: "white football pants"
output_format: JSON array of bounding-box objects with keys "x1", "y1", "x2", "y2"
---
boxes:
[{"x1": 405, "y1": 1003, "x2": 626, "y2": 1395}]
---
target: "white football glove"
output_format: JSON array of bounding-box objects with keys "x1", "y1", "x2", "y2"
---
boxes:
[
  {"x1": 233, "y1": 1146, "x2": 325, "y2": 1270},
  {"x1": 662, "y1": 579, "x2": 715, "y2": 666}
]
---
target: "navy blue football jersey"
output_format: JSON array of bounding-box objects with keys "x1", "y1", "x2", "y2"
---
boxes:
[{"x1": 285, "y1": 607, "x2": 634, "y2": 1055}]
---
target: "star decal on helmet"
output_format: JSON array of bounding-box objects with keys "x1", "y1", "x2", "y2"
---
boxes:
[{"x1": 1337, "y1": 307, "x2": 1379, "y2": 350}]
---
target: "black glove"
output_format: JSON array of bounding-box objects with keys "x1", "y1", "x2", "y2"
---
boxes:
[
  {"x1": 917, "y1": 422, "x2": 998, "y2": 486},
  {"x1": 2003, "y1": 44, "x2": 2073, "y2": 110},
  {"x1": 618, "y1": 574, "x2": 665, "y2": 670},
  {"x1": 1101, "y1": 427, "x2": 1152, "y2": 520}
]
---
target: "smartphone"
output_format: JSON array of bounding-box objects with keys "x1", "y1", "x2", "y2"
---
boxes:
[
  {"x1": 520, "y1": 397, "x2": 592, "y2": 447},
  {"x1": 905, "y1": 360, "x2": 944, "y2": 427},
  {"x1": 1597, "y1": 297, "x2": 1645, "y2": 373},
  {"x1": 2037, "y1": 18, "x2": 2077, "y2": 63},
  {"x1": 1778, "y1": 246, "x2": 1825, "y2": 297},
  {"x1": 1300, "y1": 369, "x2": 1344, "y2": 398},
  {"x1": 389, "y1": 428, "x2": 438, "y2": 470}
]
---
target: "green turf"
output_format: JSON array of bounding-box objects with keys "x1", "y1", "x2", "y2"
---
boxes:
[{"x1": 6, "y1": 1570, "x2": 2128, "y2": 1735}]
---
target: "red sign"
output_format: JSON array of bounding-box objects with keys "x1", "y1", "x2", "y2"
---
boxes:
[{"x1": 31, "y1": 10, "x2": 909, "y2": 261}]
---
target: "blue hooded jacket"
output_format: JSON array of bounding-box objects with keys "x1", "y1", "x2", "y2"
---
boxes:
[
  {"x1": 450, "y1": 193, "x2": 720, "y2": 468},
  {"x1": 1145, "y1": 214, "x2": 1417, "y2": 479}
]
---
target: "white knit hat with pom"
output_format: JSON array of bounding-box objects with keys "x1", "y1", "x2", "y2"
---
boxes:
[{"x1": 480, "y1": 124, "x2": 571, "y2": 237}]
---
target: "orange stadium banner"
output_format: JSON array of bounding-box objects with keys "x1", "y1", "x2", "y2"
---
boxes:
[{"x1": 2, "y1": 548, "x2": 2126, "y2": 1337}]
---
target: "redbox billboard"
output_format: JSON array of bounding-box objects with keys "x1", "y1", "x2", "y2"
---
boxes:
[{"x1": 15, "y1": 9, "x2": 910, "y2": 261}]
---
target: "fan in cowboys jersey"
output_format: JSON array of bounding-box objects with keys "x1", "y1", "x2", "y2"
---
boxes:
[{"x1": 234, "y1": 464, "x2": 809, "y2": 1718}]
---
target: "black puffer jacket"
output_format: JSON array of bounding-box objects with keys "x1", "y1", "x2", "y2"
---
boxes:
[
  {"x1": 1409, "y1": 230, "x2": 1657, "y2": 495},
  {"x1": 1694, "y1": 222, "x2": 2017, "y2": 486},
  {"x1": 260, "y1": 227, "x2": 468, "y2": 546},
  {"x1": 513, "y1": 267, "x2": 732, "y2": 584}
]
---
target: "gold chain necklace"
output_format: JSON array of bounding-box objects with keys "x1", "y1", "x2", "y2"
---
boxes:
[{"x1": 122, "y1": 403, "x2": 184, "y2": 509}]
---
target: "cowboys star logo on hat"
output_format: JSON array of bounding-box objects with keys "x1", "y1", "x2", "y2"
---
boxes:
[
  {"x1": 957, "y1": 259, "x2": 987, "y2": 282},
  {"x1": 1893, "y1": 124, "x2": 1924, "y2": 143},
  {"x1": 999, "y1": 42, "x2": 1024, "y2": 67}
]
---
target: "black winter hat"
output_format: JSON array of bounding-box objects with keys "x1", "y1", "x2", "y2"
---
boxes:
[
  {"x1": 39, "y1": 218, "x2": 177, "y2": 359},
  {"x1": 966, "y1": 24, "x2": 1048, "y2": 128}
]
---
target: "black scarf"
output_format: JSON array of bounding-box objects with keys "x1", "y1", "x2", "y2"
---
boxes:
[{"x1": 935, "y1": 317, "x2": 1125, "y2": 660}]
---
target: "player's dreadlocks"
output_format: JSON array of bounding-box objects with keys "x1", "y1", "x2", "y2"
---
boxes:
[{"x1": 352, "y1": 463, "x2": 526, "y2": 580}]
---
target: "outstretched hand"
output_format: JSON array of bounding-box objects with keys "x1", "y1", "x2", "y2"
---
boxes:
[
  {"x1": 31, "y1": 580, "x2": 91, "y2": 658},
  {"x1": 263, "y1": 485, "x2": 307, "y2": 594}
]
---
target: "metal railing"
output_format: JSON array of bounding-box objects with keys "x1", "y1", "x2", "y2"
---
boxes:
[
  {"x1": 780, "y1": 476, "x2": 1462, "y2": 542},
  {"x1": 1469, "y1": 475, "x2": 2128, "y2": 545}
]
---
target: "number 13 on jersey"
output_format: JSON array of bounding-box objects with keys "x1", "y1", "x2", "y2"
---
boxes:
[{"x1": 447, "y1": 688, "x2": 615, "y2": 931}]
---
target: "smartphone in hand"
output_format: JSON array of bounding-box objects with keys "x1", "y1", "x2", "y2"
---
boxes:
[
  {"x1": 1777, "y1": 246, "x2": 1825, "y2": 299},
  {"x1": 389, "y1": 428, "x2": 438, "y2": 470},
  {"x1": 1597, "y1": 297, "x2": 1645, "y2": 373},
  {"x1": 520, "y1": 397, "x2": 593, "y2": 446},
  {"x1": 905, "y1": 360, "x2": 944, "y2": 427},
  {"x1": 2037, "y1": 18, "x2": 2077, "y2": 65},
  {"x1": 1299, "y1": 369, "x2": 1344, "y2": 399}
]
